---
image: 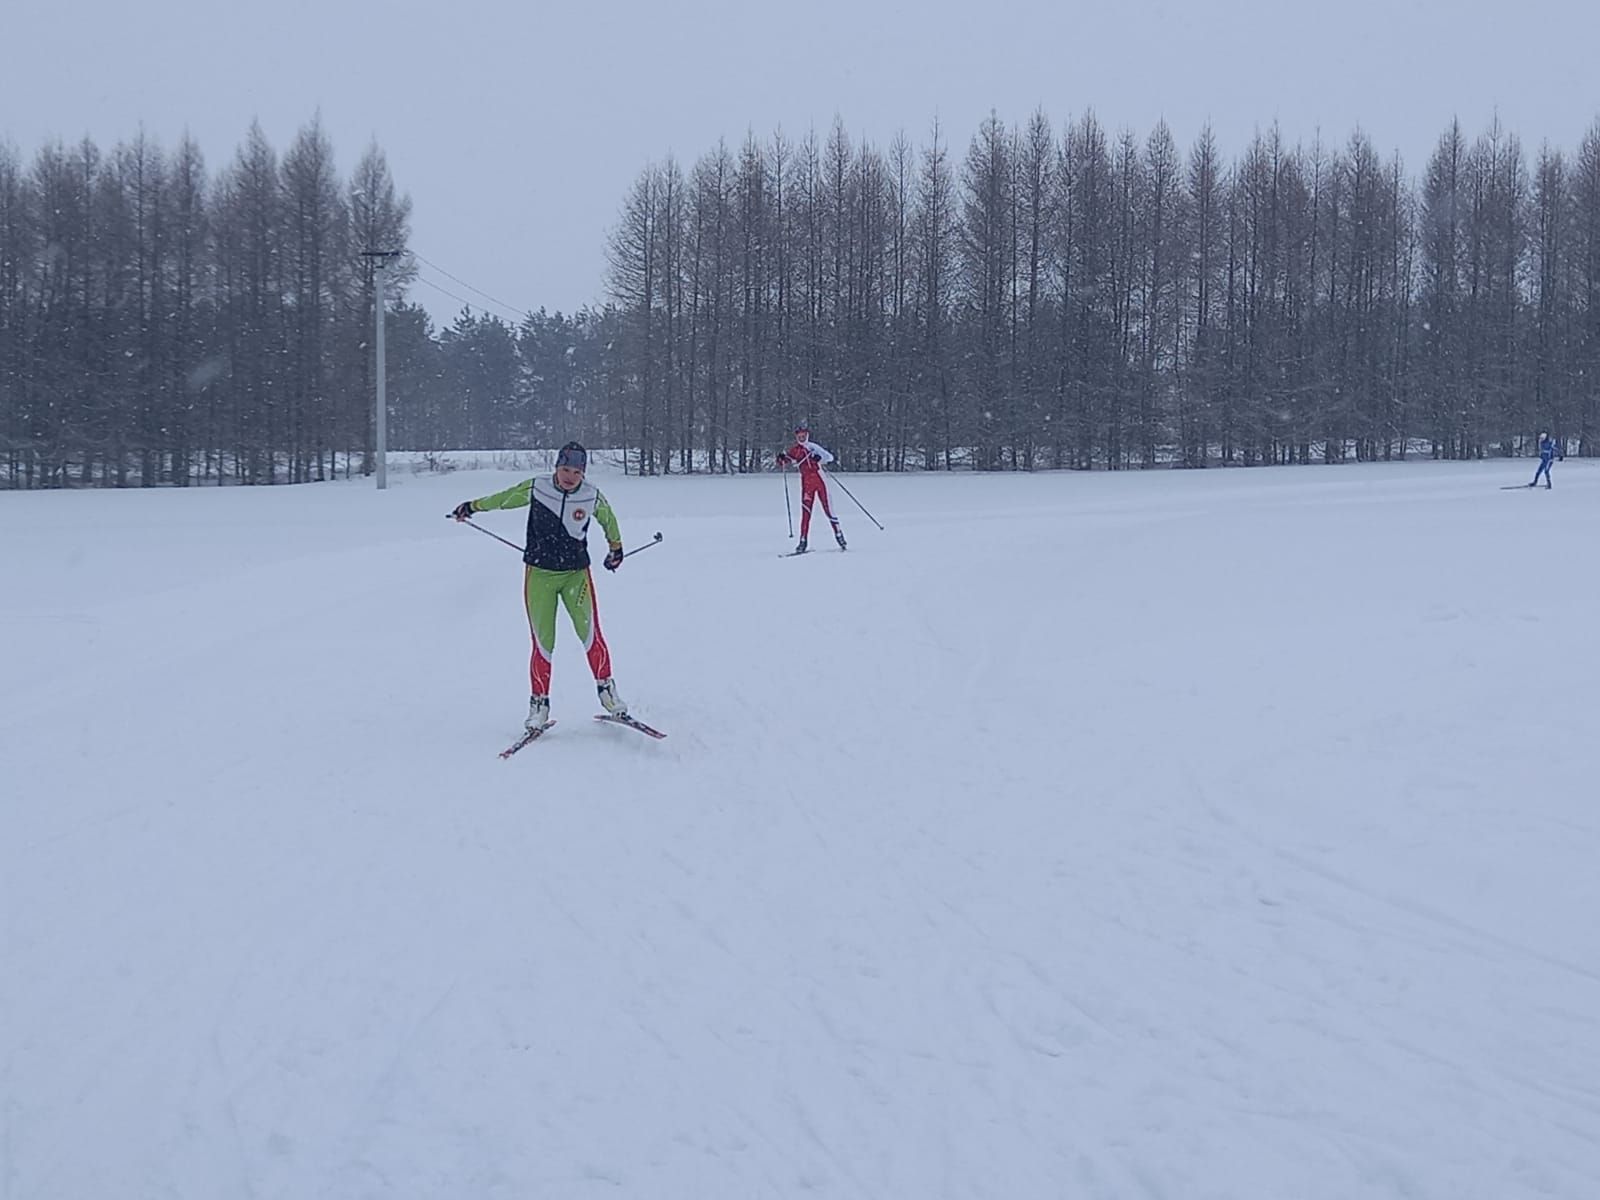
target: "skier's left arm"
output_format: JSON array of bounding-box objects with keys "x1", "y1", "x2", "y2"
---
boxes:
[
  {"x1": 595, "y1": 492, "x2": 625, "y2": 570},
  {"x1": 805, "y1": 440, "x2": 835, "y2": 466}
]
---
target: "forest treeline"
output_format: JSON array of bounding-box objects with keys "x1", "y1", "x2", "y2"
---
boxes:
[{"x1": 4, "y1": 110, "x2": 1597, "y2": 486}]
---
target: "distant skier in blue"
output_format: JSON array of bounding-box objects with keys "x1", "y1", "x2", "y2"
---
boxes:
[{"x1": 1528, "y1": 431, "x2": 1563, "y2": 488}]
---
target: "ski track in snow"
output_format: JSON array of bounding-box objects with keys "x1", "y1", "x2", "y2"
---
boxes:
[{"x1": 3, "y1": 459, "x2": 1598, "y2": 1199}]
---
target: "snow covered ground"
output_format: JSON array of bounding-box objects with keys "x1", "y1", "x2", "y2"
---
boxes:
[{"x1": 4, "y1": 457, "x2": 1598, "y2": 1199}]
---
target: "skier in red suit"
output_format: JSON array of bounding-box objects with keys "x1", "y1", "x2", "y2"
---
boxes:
[{"x1": 776, "y1": 423, "x2": 847, "y2": 554}]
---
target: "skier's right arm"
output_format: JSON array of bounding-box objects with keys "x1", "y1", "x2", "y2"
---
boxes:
[{"x1": 457, "y1": 478, "x2": 534, "y2": 519}]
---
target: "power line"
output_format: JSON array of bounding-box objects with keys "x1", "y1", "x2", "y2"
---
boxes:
[
  {"x1": 411, "y1": 271, "x2": 479, "y2": 313},
  {"x1": 411, "y1": 250, "x2": 534, "y2": 323},
  {"x1": 412, "y1": 270, "x2": 526, "y2": 327}
]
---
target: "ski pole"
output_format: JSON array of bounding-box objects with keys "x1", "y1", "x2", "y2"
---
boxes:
[
  {"x1": 448, "y1": 514, "x2": 526, "y2": 554},
  {"x1": 450, "y1": 516, "x2": 664, "y2": 561},
  {"x1": 623, "y1": 531, "x2": 664, "y2": 559},
  {"x1": 781, "y1": 457, "x2": 794, "y2": 536},
  {"x1": 823, "y1": 468, "x2": 885, "y2": 530}
]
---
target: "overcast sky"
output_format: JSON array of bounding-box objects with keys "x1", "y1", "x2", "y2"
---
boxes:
[{"x1": 5, "y1": 0, "x2": 1597, "y2": 325}]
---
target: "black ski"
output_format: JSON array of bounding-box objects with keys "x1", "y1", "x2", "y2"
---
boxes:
[
  {"x1": 779, "y1": 545, "x2": 846, "y2": 558},
  {"x1": 594, "y1": 713, "x2": 667, "y2": 740},
  {"x1": 499, "y1": 720, "x2": 556, "y2": 758}
]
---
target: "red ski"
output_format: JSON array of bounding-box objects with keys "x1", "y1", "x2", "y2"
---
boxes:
[
  {"x1": 499, "y1": 721, "x2": 556, "y2": 758},
  {"x1": 594, "y1": 713, "x2": 667, "y2": 740}
]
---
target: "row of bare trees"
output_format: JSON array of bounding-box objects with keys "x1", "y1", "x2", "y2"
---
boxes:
[
  {"x1": 603, "y1": 113, "x2": 1600, "y2": 472},
  {"x1": 7, "y1": 111, "x2": 1599, "y2": 486},
  {"x1": 1, "y1": 118, "x2": 411, "y2": 487}
]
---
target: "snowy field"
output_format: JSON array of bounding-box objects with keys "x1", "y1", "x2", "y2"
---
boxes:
[{"x1": 4, "y1": 457, "x2": 1598, "y2": 1199}]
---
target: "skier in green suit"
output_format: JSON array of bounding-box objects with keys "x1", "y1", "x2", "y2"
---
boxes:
[{"x1": 452, "y1": 442, "x2": 629, "y2": 732}]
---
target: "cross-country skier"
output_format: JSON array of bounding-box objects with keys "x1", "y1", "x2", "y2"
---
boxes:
[
  {"x1": 1528, "y1": 432, "x2": 1563, "y2": 488},
  {"x1": 451, "y1": 442, "x2": 629, "y2": 732},
  {"x1": 775, "y1": 423, "x2": 847, "y2": 554}
]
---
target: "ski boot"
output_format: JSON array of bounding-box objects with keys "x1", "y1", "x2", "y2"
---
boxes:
[
  {"x1": 526, "y1": 694, "x2": 551, "y2": 732},
  {"x1": 596, "y1": 677, "x2": 628, "y2": 717},
  {"x1": 794, "y1": 537, "x2": 808, "y2": 555},
  {"x1": 833, "y1": 525, "x2": 847, "y2": 550}
]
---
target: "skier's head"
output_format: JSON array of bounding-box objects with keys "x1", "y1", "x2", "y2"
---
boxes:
[
  {"x1": 554, "y1": 441, "x2": 587, "y2": 491},
  {"x1": 793, "y1": 423, "x2": 809, "y2": 443}
]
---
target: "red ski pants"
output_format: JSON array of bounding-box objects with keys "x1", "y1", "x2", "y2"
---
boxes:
[{"x1": 799, "y1": 473, "x2": 838, "y2": 538}]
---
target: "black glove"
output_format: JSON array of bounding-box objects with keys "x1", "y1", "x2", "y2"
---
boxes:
[
  {"x1": 451, "y1": 501, "x2": 475, "y2": 521},
  {"x1": 603, "y1": 547, "x2": 624, "y2": 571},
  {"x1": 809, "y1": 452, "x2": 821, "y2": 463}
]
